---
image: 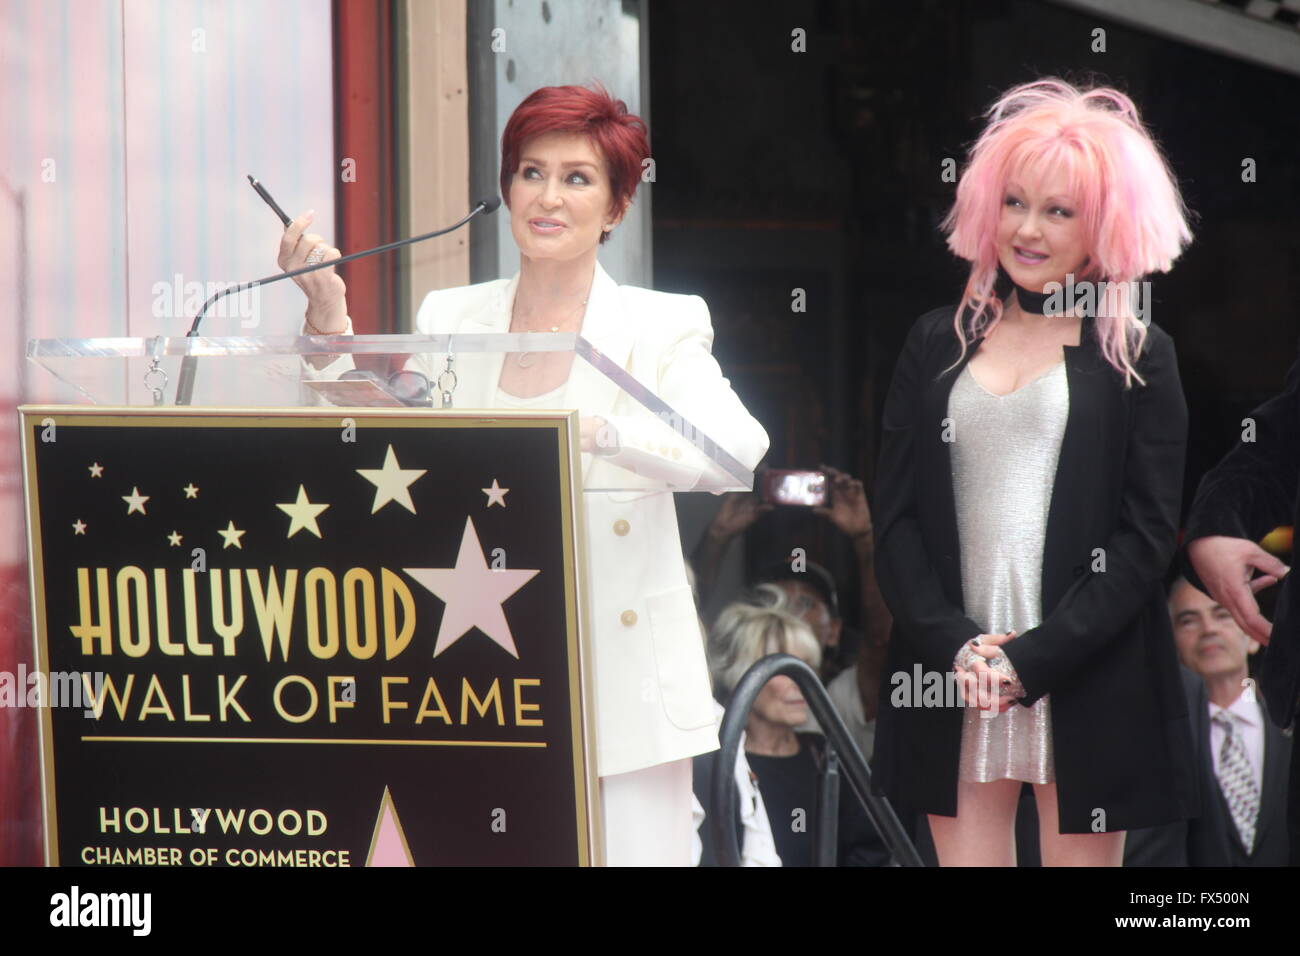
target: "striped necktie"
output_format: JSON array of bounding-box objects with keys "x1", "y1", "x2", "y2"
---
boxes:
[{"x1": 1211, "y1": 711, "x2": 1259, "y2": 854}]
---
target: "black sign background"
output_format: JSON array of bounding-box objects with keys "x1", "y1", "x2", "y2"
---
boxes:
[{"x1": 21, "y1": 409, "x2": 594, "y2": 866}]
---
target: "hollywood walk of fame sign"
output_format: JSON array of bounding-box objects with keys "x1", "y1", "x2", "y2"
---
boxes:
[{"x1": 19, "y1": 406, "x2": 598, "y2": 866}]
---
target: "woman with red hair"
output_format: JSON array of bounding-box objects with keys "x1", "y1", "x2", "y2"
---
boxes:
[
  {"x1": 280, "y1": 84, "x2": 769, "y2": 866},
  {"x1": 871, "y1": 79, "x2": 1197, "y2": 865}
]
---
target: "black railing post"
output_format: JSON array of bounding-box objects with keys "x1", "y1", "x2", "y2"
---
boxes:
[{"x1": 814, "y1": 745, "x2": 840, "y2": 867}]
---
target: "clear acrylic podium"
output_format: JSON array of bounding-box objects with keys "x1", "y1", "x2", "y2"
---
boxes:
[{"x1": 26, "y1": 332, "x2": 756, "y2": 494}]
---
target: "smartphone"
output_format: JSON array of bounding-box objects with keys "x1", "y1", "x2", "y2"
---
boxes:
[{"x1": 760, "y1": 469, "x2": 827, "y2": 507}]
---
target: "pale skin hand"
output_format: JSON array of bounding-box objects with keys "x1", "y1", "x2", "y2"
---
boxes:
[
  {"x1": 278, "y1": 209, "x2": 348, "y2": 333},
  {"x1": 954, "y1": 631, "x2": 1021, "y2": 714},
  {"x1": 1187, "y1": 535, "x2": 1290, "y2": 645}
]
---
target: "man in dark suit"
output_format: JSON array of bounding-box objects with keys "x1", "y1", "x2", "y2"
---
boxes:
[
  {"x1": 1126, "y1": 579, "x2": 1292, "y2": 866},
  {"x1": 1183, "y1": 339, "x2": 1299, "y2": 864}
]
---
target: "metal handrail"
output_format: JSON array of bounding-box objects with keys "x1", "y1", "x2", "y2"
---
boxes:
[{"x1": 710, "y1": 653, "x2": 925, "y2": 867}]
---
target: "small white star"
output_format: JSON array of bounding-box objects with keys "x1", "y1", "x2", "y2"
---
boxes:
[
  {"x1": 276, "y1": 485, "x2": 330, "y2": 538},
  {"x1": 72, "y1": 519, "x2": 87, "y2": 535},
  {"x1": 122, "y1": 487, "x2": 150, "y2": 515},
  {"x1": 167, "y1": 531, "x2": 183, "y2": 547},
  {"x1": 88, "y1": 462, "x2": 103, "y2": 478},
  {"x1": 481, "y1": 479, "x2": 509, "y2": 508},
  {"x1": 356, "y1": 445, "x2": 426, "y2": 514},
  {"x1": 218, "y1": 521, "x2": 246, "y2": 550},
  {"x1": 183, "y1": 483, "x2": 199, "y2": 499}
]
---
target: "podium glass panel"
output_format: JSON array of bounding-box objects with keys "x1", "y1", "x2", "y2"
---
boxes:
[{"x1": 26, "y1": 333, "x2": 756, "y2": 493}]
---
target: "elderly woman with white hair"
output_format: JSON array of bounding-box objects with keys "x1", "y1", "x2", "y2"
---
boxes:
[{"x1": 694, "y1": 585, "x2": 889, "y2": 866}]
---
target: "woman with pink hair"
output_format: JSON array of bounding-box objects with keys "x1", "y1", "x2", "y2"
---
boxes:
[{"x1": 871, "y1": 79, "x2": 1197, "y2": 865}]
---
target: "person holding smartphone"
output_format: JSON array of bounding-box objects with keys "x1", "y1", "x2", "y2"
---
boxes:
[
  {"x1": 871, "y1": 79, "x2": 1197, "y2": 866},
  {"x1": 276, "y1": 83, "x2": 769, "y2": 866}
]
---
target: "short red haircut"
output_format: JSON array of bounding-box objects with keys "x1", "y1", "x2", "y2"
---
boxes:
[{"x1": 499, "y1": 84, "x2": 650, "y2": 243}]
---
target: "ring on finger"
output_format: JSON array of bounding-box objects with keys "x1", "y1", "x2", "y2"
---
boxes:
[{"x1": 305, "y1": 247, "x2": 326, "y2": 265}]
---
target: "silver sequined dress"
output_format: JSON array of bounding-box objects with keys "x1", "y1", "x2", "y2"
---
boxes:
[{"x1": 948, "y1": 361, "x2": 1069, "y2": 784}]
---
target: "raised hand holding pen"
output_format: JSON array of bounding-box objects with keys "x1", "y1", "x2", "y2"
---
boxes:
[{"x1": 277, "y1": 209, "x2": 348, "y2": 334}]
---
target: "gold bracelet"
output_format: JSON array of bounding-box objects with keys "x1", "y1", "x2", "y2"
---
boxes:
[{"x1": 304, "y1": 314, "x2": 346, "y2": 335}]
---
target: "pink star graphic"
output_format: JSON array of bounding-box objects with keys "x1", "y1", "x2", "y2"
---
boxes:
[{"x1": 403, "y1": 517, "x2": 539, "y2": 658}]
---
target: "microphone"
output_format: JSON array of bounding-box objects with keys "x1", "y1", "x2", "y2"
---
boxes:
[{"x1": 174, "y1": 198, "x2": 500, "y2": 405}]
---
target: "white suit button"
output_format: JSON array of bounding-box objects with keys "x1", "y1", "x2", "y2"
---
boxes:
[
  {"x1": 613, "y1": 519, "x2": 630, "y2": 536},
  {"x1": 620, "y1": 610, "x2": 638, "y2": 627}
]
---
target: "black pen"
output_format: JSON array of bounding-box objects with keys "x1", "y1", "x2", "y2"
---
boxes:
[{"x1": 247, "y1": 174, "x2": 292, "y2": 227}]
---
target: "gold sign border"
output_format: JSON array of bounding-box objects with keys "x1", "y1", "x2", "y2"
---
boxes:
[{"x1": 18, "y1": 405, "x2": 600, "y2": 867}]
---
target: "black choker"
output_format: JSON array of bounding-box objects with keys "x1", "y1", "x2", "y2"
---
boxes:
[{"x1": 994, "y1": 265, "x2": 1052, "y2": 315}]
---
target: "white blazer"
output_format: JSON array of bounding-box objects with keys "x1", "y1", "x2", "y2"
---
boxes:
[{"x1": 410, "y1": 262, "x2": 770, "y2": 776}]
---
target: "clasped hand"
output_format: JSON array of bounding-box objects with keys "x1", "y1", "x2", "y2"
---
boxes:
[{"x1": 953, "y1": 631, "x2": 1023, "y2": 714}]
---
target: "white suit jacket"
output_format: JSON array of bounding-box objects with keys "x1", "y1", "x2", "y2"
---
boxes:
[
  {"x1": 410, "y1": 262, "x2": 769, "y2": 776},
  {"x1": 304, "y1": 264, "x2": 764, "y2": 780}
]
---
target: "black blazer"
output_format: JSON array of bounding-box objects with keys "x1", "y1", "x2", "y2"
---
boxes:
[
  {"x1": 1183, "y1": 338, "x2": 1300, "y2": 732},
  {"x1": 870, "y1": 307, "x2": 1199, "y2": 833},
  {"x1": 1127, "y1": 666, "x2": 1292, "y2": 866}
]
